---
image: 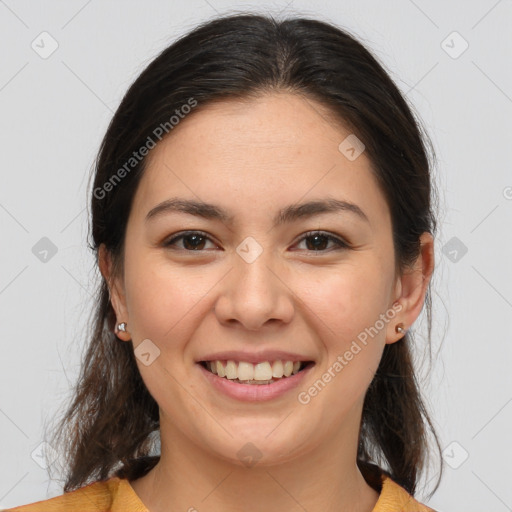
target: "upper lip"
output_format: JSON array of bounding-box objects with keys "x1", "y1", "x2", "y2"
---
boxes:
[{"x1": 196, "y1": 350, "x2": 315, "y2": 364}]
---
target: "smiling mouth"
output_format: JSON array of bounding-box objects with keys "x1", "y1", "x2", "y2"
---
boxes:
[{"x1": 199, "y1": 360, "x2": 315, "y2": 385}]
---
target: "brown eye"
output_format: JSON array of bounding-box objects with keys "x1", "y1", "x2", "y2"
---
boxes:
[
  {"x1": 295, "y1": 231, "x2": 349, "y2": 252},
  {"x1": 305, "y1": 233, "x2": 329, "y2": 251},
  {"x1": 181, "y1": 233, "x2": 207, "y2": 250},
  {"x1": 164, "y1": 231, "x2": 217, "y2": 251}
]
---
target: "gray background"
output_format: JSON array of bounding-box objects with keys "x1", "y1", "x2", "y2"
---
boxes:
[{"x1": 1, "y1": 1, "x2": 511, "y2": 511}]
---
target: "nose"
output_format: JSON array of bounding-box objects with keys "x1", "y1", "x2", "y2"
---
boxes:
[{"x1": 213, "y1": 248, "x2": 295, "y2": 331}]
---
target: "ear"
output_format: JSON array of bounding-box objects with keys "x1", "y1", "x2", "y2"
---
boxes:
[
  {"x1": 386, "y1": 232, "x2": 434, "y2": 344},
  {"x1": 98, "y1": 243, "x2": 131, "y2": 341}
]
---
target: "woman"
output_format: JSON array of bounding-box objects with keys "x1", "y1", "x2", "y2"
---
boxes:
[{"x1": 4, "y1": 13, "x2": 443, "y2": 512}]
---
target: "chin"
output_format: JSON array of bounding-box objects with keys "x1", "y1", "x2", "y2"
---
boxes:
[{"x1": 201, "y1": 428, "x2": 313, "y2": 469}]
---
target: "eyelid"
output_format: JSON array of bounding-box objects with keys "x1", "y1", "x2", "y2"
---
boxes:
[
  {"x1": 291, "y1": 230, "x2": 350, "y2": 251},
  {"x1": 162, "y1": 229, "x2": 350, "y2": 252},
  {"x1": 163, "y1": 230, "x2": 220, "y2": 250}
]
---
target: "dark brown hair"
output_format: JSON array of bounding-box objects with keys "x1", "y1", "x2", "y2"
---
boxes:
[{"x1": 45, "y1": 12, "x2": 443, "y2": 499}]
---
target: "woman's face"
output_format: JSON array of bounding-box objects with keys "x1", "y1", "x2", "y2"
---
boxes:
[{"x1": 107, "y1": 92, "x2": 412, "y2": 466}]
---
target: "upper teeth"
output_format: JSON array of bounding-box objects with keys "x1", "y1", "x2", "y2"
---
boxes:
[{"x1": 206, "y1": 360, "x2": 303, "y2": 380}]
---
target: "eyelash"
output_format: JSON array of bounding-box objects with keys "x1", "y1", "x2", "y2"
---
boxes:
[{"x1": 163, "y1": 230, "x2": 350, "y2": 253}]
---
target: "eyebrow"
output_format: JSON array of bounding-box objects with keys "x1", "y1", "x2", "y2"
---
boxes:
[{"x1": 145, "y1": 197, "x2": 369, "y2": 225}]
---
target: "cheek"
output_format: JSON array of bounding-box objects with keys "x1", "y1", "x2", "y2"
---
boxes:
[
  {"x1": 123, "y1": 254, "x2": 216, "y2": 344},
  {"x1": 296, "y1": 262, "x2": 392, "y2": 341},
  {"x1": 295, "y1": 269, "x2": 390, "y2": 410},
  {"x1": 293, "y1": 260, "x2": 394, "y2": 396},
  {"x1": 292, "y1": 292, "x2": 387, "y2": 427}
]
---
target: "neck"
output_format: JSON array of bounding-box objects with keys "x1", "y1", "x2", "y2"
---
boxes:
[{"x1": 130, "y1": 408, "x2": 380, "y2": 512}]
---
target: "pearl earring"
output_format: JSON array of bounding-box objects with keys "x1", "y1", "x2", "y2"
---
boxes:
[{"x1": 116, "y1": 322, "x2": 127, "y2": 333}]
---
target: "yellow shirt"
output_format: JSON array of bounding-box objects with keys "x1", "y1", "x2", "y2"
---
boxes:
[{"x1": 2, "y1": 474, "x2": 436, "y2": 511}]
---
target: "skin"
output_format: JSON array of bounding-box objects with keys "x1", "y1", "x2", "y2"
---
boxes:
[{"x1": 99, "y1": 92, "x2": 434, "y2": 512}]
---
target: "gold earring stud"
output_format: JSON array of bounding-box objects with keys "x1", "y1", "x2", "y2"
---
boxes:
[{"x1": 395, "y1": 323, "x2": 405, "y2": 334}]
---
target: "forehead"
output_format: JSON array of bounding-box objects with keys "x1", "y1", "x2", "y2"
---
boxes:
[{"x1": 132, "y1": 92, "x2": 390, "y2": 228}]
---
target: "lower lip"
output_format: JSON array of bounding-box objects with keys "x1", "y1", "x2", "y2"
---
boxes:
[{"x1": 197, "y1": 362, "x2": 314, "y2": 402}]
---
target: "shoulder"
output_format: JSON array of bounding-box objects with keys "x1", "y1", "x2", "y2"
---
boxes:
[
  {"x1": 373, "y1": 475, "x2": 437, "y2": 512},
  {"x1": 1, "y1": 476, "x2": 147, "y2": 512},
  {"x1": 2, "y1": 473, "x2": 437, "y2": 512}
]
